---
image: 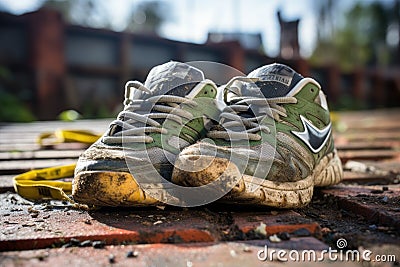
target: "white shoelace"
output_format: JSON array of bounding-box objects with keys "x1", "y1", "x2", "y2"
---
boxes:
[
  {"x1": 207, "y1": 77, "x2": 297, "y2": 141},
  {"x1": 103, "y1": 81, "x2": 198, "y2": 144}
]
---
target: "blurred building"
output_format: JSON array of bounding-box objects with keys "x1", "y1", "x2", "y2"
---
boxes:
[
  {"x1": 207, "y1": 32, "x2": 263, "y2": 51},
  {"x1": 0, "y1": 8, "x2": 398, "y2": 120}
]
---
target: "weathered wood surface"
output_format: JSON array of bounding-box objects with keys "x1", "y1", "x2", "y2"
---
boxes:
[{"x1": 0, "y1": 110, "x2": 399, "y2": 266}]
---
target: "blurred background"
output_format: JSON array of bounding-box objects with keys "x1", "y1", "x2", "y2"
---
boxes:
[{"x1": 0, "y1": 0, "x2": 399, "y2": 121}]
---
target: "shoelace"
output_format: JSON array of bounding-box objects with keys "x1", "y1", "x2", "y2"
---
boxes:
[
  {"x1": 207, "y1": 77, "x2": 297, "y2": 141},
  {"x1": 103, "y1": 81, "x2": 198, "y2": 144}
]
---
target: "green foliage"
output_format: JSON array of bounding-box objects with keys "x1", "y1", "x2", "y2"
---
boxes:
[
  {"x1": 0, "y1": 66, "x2": 35, "y2": 122},
  {"x1": 311, "y1": 0, "x2": 399, "y2": 69},
  {"x1": 0, "y1": 90, "x2": 36, "y2": 122},
  {"x1": 58, "y1": 110, "x2": 81, "y2": 121},
  {"x1": 41, "y1": 0, "x2": 170, "y2": 34},
  {"x1": 42, "y1": 0, "x2": 112, "y2": 29},
  {"x1": 125, "y1": 1, "x2": 170, "y2": 34}
]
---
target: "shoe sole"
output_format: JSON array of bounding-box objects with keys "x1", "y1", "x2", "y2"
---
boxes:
[
  {"x1": 73, "y1": 171, "x2": 161, "y2": 206},
  {"x1": 172, "y1": 149, "x2": 343, "y2": 208}
]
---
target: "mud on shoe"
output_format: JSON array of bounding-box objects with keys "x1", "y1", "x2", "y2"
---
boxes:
[
  {"x1": 172, "y1": 63, "x2": 343, "y2": 208},
  {"x1": 72, "y1": 61, "x2": 220, "y2": 206}
]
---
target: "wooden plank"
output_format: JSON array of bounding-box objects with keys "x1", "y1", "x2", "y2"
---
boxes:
[
  {"x1": 0, "y1": 175, "x2": 15, "y2": 193},
  {"x1": 0, "y1": 159, "x2": 77, "y2": 174},
  {"x1": 336, "y1": 108, "x2": 400, "y2": 121},
  {"x1": 0, "y1": 119, "x2": 111, "y2": 129},
  {"x1": 0, "y1": 144, "x2": 41, "y2": 152},
  {"x1": 0, "y1": 150, "x2": 83, "y2": 160},
  {"x1": 336, "y1": 141, "x2": 400, "y2": 150},
  {"x1": 0, "y1": 238, "x2": 331, "y2": 266},
  {"x1": 338, "y1": 131, "x2": 400, "y2": 142},
  {"x1": 338, "y1": 150, "x2": 399, "y2": 162},
  {"x1": 0, "y1": 143, "x2": 91, "y2": 152},
  {"x1": 342, "y1": 171, "x2": 397, "y2": 184}
]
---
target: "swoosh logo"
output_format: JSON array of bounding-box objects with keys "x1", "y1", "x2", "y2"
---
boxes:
[{"x1": 292, "y1": 115, "x2": 332, "y2": 153}]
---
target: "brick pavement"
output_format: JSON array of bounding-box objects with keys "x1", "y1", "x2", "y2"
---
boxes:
[{"x1": 0, "y1": 110, "x2": 399, "y2": 266}]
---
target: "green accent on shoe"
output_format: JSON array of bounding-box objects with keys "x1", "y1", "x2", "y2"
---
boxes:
[
  {"x1": 172, "y1": 63, "x2": 343, "y2": 208},
  {"x1": 73, "y1": 61, "x2": 221, "y2": 207}
]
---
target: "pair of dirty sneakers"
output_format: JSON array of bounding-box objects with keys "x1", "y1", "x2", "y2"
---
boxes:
[{"x1": 72, "y1": 62, "x2": 343, "y2": 208}]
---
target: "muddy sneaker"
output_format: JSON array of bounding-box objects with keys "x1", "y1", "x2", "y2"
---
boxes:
[
  {"x1": 172, "y1": 63, "x2": 343, "y2": 208},
  {"x1": 73, "y1": 61, "x2": 220, "y2": 206}
]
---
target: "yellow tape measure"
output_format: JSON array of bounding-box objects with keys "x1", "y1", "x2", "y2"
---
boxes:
[
  {"x1": 37, "y1": 129, "x2": 101, "y2": 146},
  {"x1": 14, "y1": 129, "x2": 101, "y2": 204},
  {"x1": 13, "y1": 164, "x2": 76, "y2": 202}
]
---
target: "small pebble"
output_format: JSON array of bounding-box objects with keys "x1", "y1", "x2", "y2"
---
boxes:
[
  {"x1": 109, "y1": 254, "x2": 115, "y2": 264},
  {"x1": 84, "y1": 219, "x2": 92, "y2": 225},
  {"x1": 92, "y1": 241, "x2": 105, "y2": 249},
  {"x1": 278, "y1": 232, "x2": 290, "y2": 240},
  {"x1": 28, "y1": 207, "x2": 39, "y2": 214},
  {"x1": 70, "y1": 238, "x2": 80, "y2": 245},
  {"x1": 126, "y1": 250, "x2": 139, "y2": 258},
  {"x1": 153, "y1": 220, "x2": 163, "y2": 225},
  {"x1": 243, "y1": 246, "x2": 251, "y2": 253},
  {"x1": 320, "y1": 227, "x2": 331, "y2": 235},
  {"x1": 79, "y1": 240, "x2": 92, "y2": 247},
  {"x1": 254, "y1": 222, "x2": 267, "y2": 236},
  {"x1": 62, "y1": 243, "x2": 72, "y2": 248},
  {"x1": 369, "y1": 224, "x2": 377, "y2": 231},
  {"x1": 22, "y1": 223, "x2": 36, "y2": 227},
  {"x1": 269, "y1": 234, "x2": 282, "y2": 243},
  {"x1": 382, "y1": 196, "x2": 388, "y2": 203}
]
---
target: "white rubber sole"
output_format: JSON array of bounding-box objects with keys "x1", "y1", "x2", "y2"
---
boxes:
[{"x1": 172, "y1": 149, "x2": 343, "y2": 208}]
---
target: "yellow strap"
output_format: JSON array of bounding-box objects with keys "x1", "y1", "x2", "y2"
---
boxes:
[
  {"x1": 37, "y1": 129, "x2": 101, "y2": 146},
  {"x1": 13, "y1": 164, "x2": 77, "y2": 202},
  {"x1": 13, "y1": 129, "x2": 100, "y2": 205}
]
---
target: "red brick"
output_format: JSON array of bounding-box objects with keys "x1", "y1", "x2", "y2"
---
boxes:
[
  {"x1": 338, "y1": 150, "x2": 399, "y2": 163},
  {"x1": 321, "y1": 185, "x2": 400, "y2": 230},
  {"x1": 232, "y1": 210, "x2": 320, "y2": 236},
  {"x1": 0, "y1": 238, "x2": 329, "y2": 267},
  {"x1": 0, "y1": 208, "x2": 215, "y2": 251},
  {"x1": 1, "y1": 194, "x2": 322, "y2": 252}
]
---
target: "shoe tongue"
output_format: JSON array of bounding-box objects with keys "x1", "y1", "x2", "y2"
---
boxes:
[
  {"x1": 144, "y1": 61, "x2": 205, "y2": 98},
  {"x1": 245, "y1": 63, "x2": 303, "y2": 98}
]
